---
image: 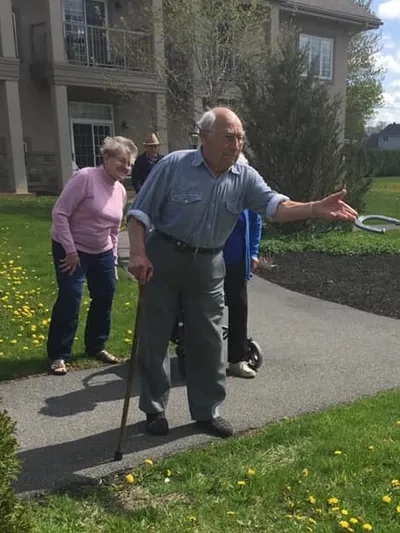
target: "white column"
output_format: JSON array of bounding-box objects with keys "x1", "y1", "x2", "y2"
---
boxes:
[
  {"x1": 51, "y1": 85, "x2": 73, "y2": 190},
  {"x1": 156, "y1": 93, "x2": 168, "y2": 154},
  {"x1": 268, "y1": 2, "x2": 280, "y2": 44},
  {"x1": 152, "y1": 0, "x2": 169, "y2": 151},
  {"x1": 0, "y1": 0, "x2": 17, "y2": 57},
  {"x1": 44, "y1": 0, "x2": 66, "y2": 62},
  {"x1": 2, "y1": 80, "x2": 28, "y2": 193}
]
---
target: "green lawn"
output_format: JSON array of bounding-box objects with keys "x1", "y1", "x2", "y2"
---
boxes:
[
  {"x1": 30, "y1": 389, "x2": 400, "y2": 532},
  {"x1": 262, "y1": 177, "x2": 400, "y2": 256},
  {"x1": 364, "y1": 177, "x2": 400, "y2": 220},
  {"x1": 1, "y1": 177, "x2": 399, "y2": 381},
  {"x1": 0, "y1": 196, "x2": 138, "y2": 381}
]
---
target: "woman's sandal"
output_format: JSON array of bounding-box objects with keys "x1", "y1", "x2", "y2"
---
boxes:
[
  {"x1": 50, "y1": 359, "x2": 68, "y2": 375},
  {"x1": 95, "y1": 350, "x2": 120, "y2": 364}
]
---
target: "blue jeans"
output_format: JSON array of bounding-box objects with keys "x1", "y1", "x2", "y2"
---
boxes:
[{"x1": 47, "y1": 240, "x2": 116, "y2": 362}]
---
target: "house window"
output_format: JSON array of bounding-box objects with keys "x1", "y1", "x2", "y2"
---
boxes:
[
  {"x1": 69, "y1": 102, "x2": 114, "y2": 168},
  {"x1": 383, "y1": 136, "x2": 388, "y2": 142},
  {"x1": 300, "y1": 34, "x2": 333, "y2": 80}
]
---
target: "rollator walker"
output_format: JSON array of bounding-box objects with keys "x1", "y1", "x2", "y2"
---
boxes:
[{"x1": 170, "y1": 299, "x2": 264, "y2": 378}]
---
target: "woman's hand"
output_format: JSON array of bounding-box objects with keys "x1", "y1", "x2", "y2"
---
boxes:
[{"x1": 59, "y1": 252, "x2": 80, "y2": 276}]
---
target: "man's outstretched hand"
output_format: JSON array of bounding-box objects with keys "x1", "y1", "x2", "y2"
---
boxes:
[{"x1": 313, "y1": 190, "x2": 357, "y2": 222}]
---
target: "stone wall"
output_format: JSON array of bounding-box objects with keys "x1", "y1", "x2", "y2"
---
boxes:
[
  {"x1": 0, "y1": 136, "x2": 10, "y2": 191},
  {"x1": 26, "y1": 153, "x2": 58, "y2": 193}
]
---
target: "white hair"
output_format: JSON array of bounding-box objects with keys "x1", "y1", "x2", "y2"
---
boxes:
[
  {"x1": 100, "y1": 136, "x2": 138, "y2": 161},
  {"x1": 197, "y1": 110, "x2": 217, "y2": 132}
]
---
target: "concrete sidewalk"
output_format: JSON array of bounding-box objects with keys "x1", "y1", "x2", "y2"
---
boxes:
[{"x1": 2, "y1": 233, "x2": 400, "y2": 495}]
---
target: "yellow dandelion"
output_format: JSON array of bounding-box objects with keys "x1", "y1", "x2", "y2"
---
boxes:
[
  {"x1": 227, "y1": 511, "x2": 235, "y2": 516},
  {"x1": 237, "y1": 480, "x2": 246, "y2": 486},
  {"x1": 339, "y1": 520, "x2": 349, "y2": 529},
  {"x1": 396, "y1": 505, "x2": 400, "y2": 513},
  {"x1": 368, "y1": 445, "x2": 374, "y2": 451},
  {"x1": 302, "y1": 468, "x2": 309, "y2": 477},
  {"x1": 124, "y1": 338, "x2": 131, "y2": 343},
  {"x1": 308, "y1": 495, "x2": 317, "y2": 505},
  {"x1": 334, "y1": 450, "x2": 343, "y2": 455},
  {"x1": 328, "y1": 497, "x2": 339, "y2": 505},
  {"x1": 391, "y1": 479, "x2": 400, "y2": 488},
  {"x1": 306, "y1": 528, "x2": 313, "y2": 533},
  {"x1": 350, "y1": 518, "x2": 359, "y2": 524},
  {"x1": 188, "y1": 516, "x2": 197, "y2": 522},
  {"x1": 382, "y1": 495, "x2": 392, "y2": 503},
  {"x1": 341, "y1": 509, "x2": 349, "y2": 515},
  {"x1": 0, "y1": 352, "x2": 4, "y2": 356},
  {"x1": 0, "y1": 339, "x2": 3, "y2": 343},
  {"x1": 127, "y1": 329, "x2": 133, "y2": 335},
  {"x1": 362, "y1": 524, "x2": 373, "y2": 532},
  {"x1": 332, "y1": 507, "x2": 340, "y2": 512},
  {"x1": 166, "y1": 469, "x2": 173, "y2": 477},
  {"x1": 23, "y1": 346, "x2": 28, "y2": 350},
  {"x1": 144, "y1": 459, "x2": 153, "y2": 466},
  {"x1": 125, "y1": 474, "x2": 134, "y2": 484},
  {"x1": 396, "y1": 421, "x2": 400, "y2": 426},
  {"x1": 308, "y1": 517, "x2": 316, "y2": 524},
  {"x1": 247, "y1": 468, "x2": 256, "y2": 476},
  {"x1": 10, "y1": 339, "x2": 17, "y2": 344}
]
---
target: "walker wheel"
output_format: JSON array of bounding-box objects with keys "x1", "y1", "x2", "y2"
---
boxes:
[{"x1": 247, "y1": 339, "x2": 263, "y2": 370}]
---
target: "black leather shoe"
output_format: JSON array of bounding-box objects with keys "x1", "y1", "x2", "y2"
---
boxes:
[
  {"x1": 196, "y1": 416, "x2": 233, "y2": 438},
  {"x1": 146, "y1": 412, "x2": 169, "y2": 436}
]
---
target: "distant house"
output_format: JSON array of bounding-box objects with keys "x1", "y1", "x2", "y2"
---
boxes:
[{"x1": 377, "y1": 123, "x2": 400, "y2": 150}]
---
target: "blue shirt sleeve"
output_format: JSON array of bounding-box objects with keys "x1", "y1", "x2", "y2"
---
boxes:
[
  {"x1": 126, "y1": 156, "x2": 173, "y2": 232},
  {"x1": 244, "y1": 169, "x2": 289, "y2": 219},
  {"x1": 248, "y1": 210, "x2": 262, "y2": 258}
]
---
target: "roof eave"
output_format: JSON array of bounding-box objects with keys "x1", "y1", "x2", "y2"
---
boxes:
[{"x1": 279, "y1": 2, "x2": 382, "y2": 30}]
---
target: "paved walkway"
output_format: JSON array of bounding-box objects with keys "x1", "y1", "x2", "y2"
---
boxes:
[{"x1": 2, "y1": 232, "x2": 400, "y2": 495}]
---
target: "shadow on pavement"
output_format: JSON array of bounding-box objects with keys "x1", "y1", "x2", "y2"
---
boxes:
[
  {"x1": 39, "y1": 358, "x2": 185, "y2": 418},
  {"x1": 16, "y1": 420, "x2": 198, "y2": 494}
]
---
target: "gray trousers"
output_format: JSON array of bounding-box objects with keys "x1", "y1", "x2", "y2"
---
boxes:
[{"x1": 137, "y1": 231, "x2": 226, "y2": 420}]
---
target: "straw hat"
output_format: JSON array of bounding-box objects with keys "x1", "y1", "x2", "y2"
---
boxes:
[{"x1": 143, "y1": 132, "x2": 160, "y2": 146}]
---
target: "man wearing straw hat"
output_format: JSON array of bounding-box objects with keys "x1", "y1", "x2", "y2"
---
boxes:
[{"x1": 131, "y1": 132, "x2": 163, "y2": 193}]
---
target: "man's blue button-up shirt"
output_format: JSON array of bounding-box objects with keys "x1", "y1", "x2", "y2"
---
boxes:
[{"x1": 126, "y1": 148, "x2": 289, "y2": 249}]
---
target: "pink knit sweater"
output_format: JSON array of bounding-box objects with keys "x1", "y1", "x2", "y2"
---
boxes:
[{"x1": 51, "y1": 166, "x2": 127, "y2": 263}]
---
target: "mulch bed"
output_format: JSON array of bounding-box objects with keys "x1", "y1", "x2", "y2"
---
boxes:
[{"x1": 258, "y1": 252, "x2": 400, "y2": 320}]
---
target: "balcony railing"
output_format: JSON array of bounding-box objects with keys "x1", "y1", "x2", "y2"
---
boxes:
[
  {"x1": 64, "y1": 22, "x2": 152, "y2": 71},
  {"x1": 30, "y1": 21, "x2": 152, "y2": 72}
]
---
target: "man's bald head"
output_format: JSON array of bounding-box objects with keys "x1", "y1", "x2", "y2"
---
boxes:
[
  {"x1": 198, "y1": 107, "x2": 243, "y2": 132},
  {"x1": 197, "y1": 107, "x2": 245, "y2": 175}
]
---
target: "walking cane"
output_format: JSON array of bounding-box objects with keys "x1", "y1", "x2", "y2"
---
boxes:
[{"x1": 114, "y1": 283, "x2": 144, "y2": 461}]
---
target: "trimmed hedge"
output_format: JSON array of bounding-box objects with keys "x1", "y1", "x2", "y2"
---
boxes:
[
  {"x1": 0, "y1": 409, "x2": 33, "y2": 533},
  {"x1": 363, "y1": 148, "x2": 400, "y2": 177}
]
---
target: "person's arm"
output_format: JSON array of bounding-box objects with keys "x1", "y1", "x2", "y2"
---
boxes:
[
  {"x1": 248, "y1": 210, "x2": 262, "y2": 258},
  {"x1": 51, "y1": 169, "x2": 89, "y2": 254},
  {"x1": 126, "y1": 156, "x2": 172, "y2": 283},
  {"x1": 244, "y1": 170, "x2": 357, "y2": 222},
  {"x1": 110, "y1": 188, "x2": 127, "y2": 279},
  {"x1": 126, "y1": 156, "x2": 172, "y2": 233}
]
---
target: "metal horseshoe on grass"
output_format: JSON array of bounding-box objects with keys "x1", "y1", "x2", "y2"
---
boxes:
[{"x1": 354, "y1": 215, "x2": 400, "y2": 234}]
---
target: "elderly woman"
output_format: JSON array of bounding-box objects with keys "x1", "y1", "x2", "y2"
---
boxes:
[{"x1": 47, "y1": 136, "x2": 137, "y2": 375}]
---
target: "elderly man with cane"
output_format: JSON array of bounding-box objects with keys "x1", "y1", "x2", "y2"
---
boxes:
[{"x1": 126, "y1": 107, "x2": 357, "y2": 439}]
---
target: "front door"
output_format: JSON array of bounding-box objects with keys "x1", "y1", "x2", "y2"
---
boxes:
[{"x1": 72, "y1": 122, "x2": 113, "y2": 168}]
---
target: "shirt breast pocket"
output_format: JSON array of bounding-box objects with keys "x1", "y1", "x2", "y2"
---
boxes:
[{"x1": 171, "y1": 191, "x2": 203, "y2": 205}]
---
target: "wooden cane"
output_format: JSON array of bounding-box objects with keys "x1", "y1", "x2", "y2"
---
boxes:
[{"x1": 114, "y1": 283, "x2": 144, "y2": 461}]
